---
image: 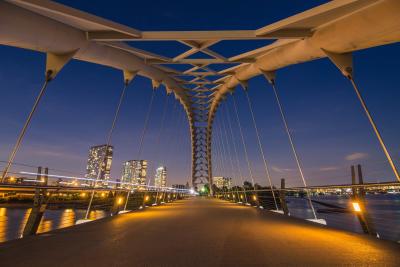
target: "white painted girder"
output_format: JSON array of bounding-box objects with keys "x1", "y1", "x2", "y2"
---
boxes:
[
  {"x1": 0, "y1": 1, "x2": 192, "y2": 111},
  {"x1": 208, "y1": 0, "x2": 400, "y2": 123}
]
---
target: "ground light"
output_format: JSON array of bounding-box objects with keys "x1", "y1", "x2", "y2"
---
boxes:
[{"x1": 352, "y1": 202, "x2": 362, "y2": 212}]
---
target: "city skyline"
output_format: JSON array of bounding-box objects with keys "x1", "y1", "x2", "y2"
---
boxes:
[
  {"x1": 0, "y1": 1, "x2": 399, "y2": 188},
  {"x1": 85, "y1": 144, "x2": 113, "y2": 183},
  {"x1": 155, "y1": 166, "x2": 167, "y2": 188}
]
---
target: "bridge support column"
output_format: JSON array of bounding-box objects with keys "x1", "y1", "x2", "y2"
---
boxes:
[
  {"x1": 23, "y1": 167, "x2": 48, "y2": 236},
  {"x1": 279, "y1": 178, "x2": 289, "y2": 215},
  {"x1": 110, "y1": 191, "x2": 125, "y2": 215},
  {"x1": 351, "y1": 165, "x2": 377, "y2": 236}
]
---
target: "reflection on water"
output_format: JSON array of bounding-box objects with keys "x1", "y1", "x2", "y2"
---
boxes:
[
  {"x1": 0, "y1": 208, "x2": 7, "y2": 242},
  {"x1": 0, "y1": 207, "x2": 106, "y2": 243}
]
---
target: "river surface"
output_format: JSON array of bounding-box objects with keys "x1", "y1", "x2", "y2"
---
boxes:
[
  {"x1": 0, "y1": 207, "x2": 106, "y2": 243},
  {"x1": 0, "y1": 195, "x2": 399, "y2": 243},
  {"x1": 286, "y1": 194, "x2": 400, "y2": 242}
]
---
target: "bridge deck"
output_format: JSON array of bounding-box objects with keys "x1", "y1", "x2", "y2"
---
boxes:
[{"x1": 0, "y1": 197, "x2": 399, "y2": 266}]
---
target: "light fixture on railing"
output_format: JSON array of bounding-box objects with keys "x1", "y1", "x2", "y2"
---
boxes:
[{"x1": 352, "y1": 202, "x2": 361, "y2": 212}]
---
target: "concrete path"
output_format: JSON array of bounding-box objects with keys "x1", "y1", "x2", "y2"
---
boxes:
[{"x1": 0, "y1": 197, "x2": 399, "y2": 266}]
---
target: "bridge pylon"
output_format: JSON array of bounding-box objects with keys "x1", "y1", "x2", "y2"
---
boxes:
[{"x1": 184, "y1": 86, "x2": 217, "y2": 194}]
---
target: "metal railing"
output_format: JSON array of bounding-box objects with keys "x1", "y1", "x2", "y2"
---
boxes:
[{"x1": 214, "y1": 180, "x2": 400, "y2": 243}]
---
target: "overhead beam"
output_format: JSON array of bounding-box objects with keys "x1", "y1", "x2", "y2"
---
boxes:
[
  {"x1": 141, "y1": 30, "x2": 259, "y2": 40},
  {"x1": 87, "y1": 31, "x2": 140, "y2": 41},
  {"x1": 257, "y1": 28, "x2": 313, "y2": 38},
  {"x1": 255, "y1": 0, "x2": 380, "y2": 37},
  {"x1": 102, "y1": 42, "x2": 171, "y2": 62},
  {"x1": 7, "y1": 0, "x2": 141, "y2": 38}
]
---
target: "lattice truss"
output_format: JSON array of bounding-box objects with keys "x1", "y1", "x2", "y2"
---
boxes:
[{"x1": 1, "y1": 0, "x2": 396, "y2": 189}]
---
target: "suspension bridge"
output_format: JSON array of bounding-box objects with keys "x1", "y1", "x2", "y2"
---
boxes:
[{"x1": 0, "y1": 0, "x2": 400, "y2": 266}]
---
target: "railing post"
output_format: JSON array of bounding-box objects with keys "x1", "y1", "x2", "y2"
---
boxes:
[
  {"x1": 23, "y1": 166, "x2": 48, "y2": 236},
  {"x1": 279, "y1": 178, "x2": 289, "y2": 215},
  {"x1": 111, "y1": 190, "x2": 125, "y2": 215},
  {"x1": 351, "y1": 165, "x2": 377, "y2": 236}
]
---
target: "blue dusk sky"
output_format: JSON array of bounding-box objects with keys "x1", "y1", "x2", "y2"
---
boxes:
[{"x1": 0, "y1": 0, "x2": 399, "y2": 187}]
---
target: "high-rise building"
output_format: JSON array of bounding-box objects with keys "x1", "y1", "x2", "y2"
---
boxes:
[
  {"x1": 154, "y1": 166, "x2": 167, "y2": 188},
  {"x1": 172, "y1": 184, "x2": 186, "y2": 190},
  {"x1": 121, "y1": 160, "x2": 148, "y2": 187},
  {"x1": 212, "y1": 176, "x2": 232, "y2": 189},
  {"x1": 85, "y1": 145, "x2": 113, "y2": 183}
]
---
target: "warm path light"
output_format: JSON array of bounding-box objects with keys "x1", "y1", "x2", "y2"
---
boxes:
[{"x1": 352, "y1": 202, "x2": 361, "y2": 212}]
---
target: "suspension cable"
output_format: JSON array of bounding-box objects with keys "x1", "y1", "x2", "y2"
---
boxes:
[
  {"x1": 211, "y1": 124, "x2": 222, "y2": 178},
  {"x1": 348, "y1": 77, "x2": 400, "y2": 182},
  {"x1": 124, "y1": 88, "x2": 157, "y2": 210},
  {"x1": 216, "y1": 118, "x2": 231, "y2": 197},
  {"x1": 243, "y1": 90, "x2": 278, "y2": 210},
  {"x1": 167, "y1": 107, "x2": 187, "y2": 185},
  {"x1": 152, "y1": 93, "x2": 169, "y2": 204},
  {"x1": 220, "y1": 104, "x2": 239, "y2": 197},
  {"x1": 137, "y1": 89, "x2": 156, "y2": 159},
  {"x1": 214, "y1": 122, "x2": 226, "y2": 177},
  {"x1": 1, "y1": 72, "x2": 52, "y2": 182},
  {"x1": 85, "y1": 81, "x2": 130, "y2": 219},
  {"x1": 153, "y1": 93, "x2": 170, "y2": 166},
  {"x1": 270, "y1": 82, "x2": 317, "y2": 219},
  {"x1": 232, "y1": 95, "x2": 258, "y2": 197},
  {"x1": 220, "y1": 104, "x2": 241, "y2": 201},
  {"x1": 225, "y1": 102, "x2": 248, "y2": 203},
  {"x1": 176, "y1": 108, "x2": 191, "y2": 190}
]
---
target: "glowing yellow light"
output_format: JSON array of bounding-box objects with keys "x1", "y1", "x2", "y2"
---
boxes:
[
  {"x1": 144, "y1": 196, "x2": 150, "y2": 202},
  {"x1": 352, "y1": 202, "x2": 361, "y2": 212},
  {"x1": 117, "y1": 197, "x2": 123, "y2": 205},
  {"x1": 240, "y1": 194, "x2": 243, "y2": 199},
  {"x1": 159, "y1": 195, "x2": 162, "y2": 199},
  {"x1": 252, "y1": 195, "x2": 257, "y2": 201},
  {"x1": 233, "y1": 195, "x2": 236, "y2": 198},
  {"x1": 173, "y1": 194, "x2": 176, "y2": 198},
  {"x1": 80, "y1": 192, "x2": 86, "y2": 197},
  {"x1": 9, "y1": 176, "x2": 15, "y2": 182},
  {"x1": 46, "y1": 192, "x2": 50, "y2": 196},
  {"x1": 101, "y1": 192, "x2": 106, "y2": 197}
]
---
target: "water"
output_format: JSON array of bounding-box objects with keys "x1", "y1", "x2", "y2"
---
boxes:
[
  {"x1": 286, "y1": 194, "x2": 400, "y2": 242},
  {"x1": 0, "y1": 195, "x2": 399, "y2": 243},
  {"x1": 0, "y1": 207, "x2": 107, "y2": 243}
]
